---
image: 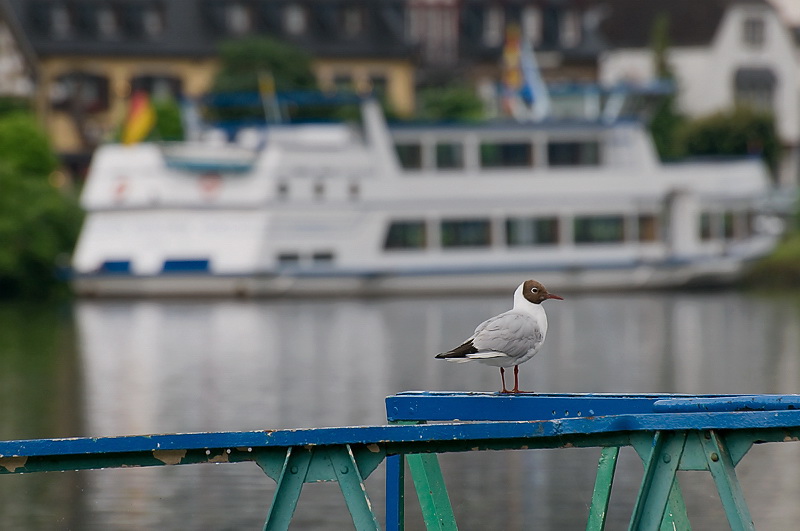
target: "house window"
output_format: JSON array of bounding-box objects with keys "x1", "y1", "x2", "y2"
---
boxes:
[
  {"x1": 284, "y1": 4, "x2": 307, "y2": 35},
  {"x1": 369, "y1": 74, "x2": 388, "y2": 101},
  {"x1": 436, "y1": 142, "x2": 464, "y2": 169},
  {"x1": 521, "y1": 7, "x2": 541, "y2": 44},
  {"x1": 561, "y1": 10, "x2": 580, "y2": 48},
  {"x1": 441, "y1": 219, "x2": 491, "y2": 248},
  {"x1": 638, "y1": 215, "x2": 659, "y2": 242},
  {"x1": 142, "y1": 5, "x2": 165, "y2": 38},
  {"x1": 700, "y1": 212, "x2": 714, "y2": 240},
  {"x1": 385, "y1": 220, "x2": 427, "y2": 249},
  {"x1": 50, "y1": 4, "x2": 72, "y2": 39},
  {"x1": 96, "y1": 6, "x2": 119, "y2": 39},
  {"x1": 51, "y1": 72, "x2": 110, "y2": 113},
  {"x1": 483, "y1": 5, "x2": 504, "y2": 46},
  {"x1": 734, "y1": 68, "x2": 776, "y2": 112},
  {"x1": 743, "y1": 17, "x2": 765, "y2": 47},
  {"x1": 480, "y1": 142, "x2": 533, "y2": 168},
  {"x1": 225, "y1": 2, "x2": 252, "y2": 35},
  {"x1": 574, "y1": 216, "x2": 625, "y2": 244},
  {"x1": 506, "y1": 217, "x2": 559, "y2": 246},
  {"x1": 395, "y1": 143, "x2": 423, "y2": 169},
  {"x1": 548, "y1": 141, "x2": 601, "y2": 166},
  {"x1": 130, "y1": 75, "x2": 183, "y2": 100},
  {"x1": 343, "y1": 6, "x2": 364, "y2": 38}
]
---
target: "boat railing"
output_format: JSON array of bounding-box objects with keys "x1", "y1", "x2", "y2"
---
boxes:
[{"x1": 2, "y1": 392, "x2": 800, "y2": 530}]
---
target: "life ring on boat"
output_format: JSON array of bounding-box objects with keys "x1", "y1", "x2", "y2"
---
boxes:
[{"x1": 199, "y1": 172, "x2": 222, "y2": 199}]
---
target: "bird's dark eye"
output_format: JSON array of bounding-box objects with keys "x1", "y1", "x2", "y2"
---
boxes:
[{"x1": 530, "y1": 287, "x2": 538, "y2": 294}]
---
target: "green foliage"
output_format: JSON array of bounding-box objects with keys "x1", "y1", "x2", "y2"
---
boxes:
[
  {"x1": 0, "y1": 112, "x2": 58, "y2": 178},
  {"x1": 0, "y1": 112, "x2": 81, "y2": 299},
  {"x1": 647, "y1": 12, "x2": 686, "y2": 160},
  {"x1": 416, "y1": 85, "x2": 485, "y2": 122},
  {"x1": 212, "y1": 37, "x2": 317, "y2": 93},
  {"x1": 152, "y1": 97, "x2": 184, "y2": 141},
  {"x1": 210, "y1": 37, "x2": 319, "y2": 122},
  {"x1": 743, "y1": 231, "x2": 800, "y2": 288},
  {"x1": 678, "y1": 106, "x2": 780, "y2": 176}
]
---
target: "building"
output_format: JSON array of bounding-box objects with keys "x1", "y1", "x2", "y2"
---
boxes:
[
  {"x1": 598, "y1": 0, "x2": 800, "y2": 186},
  {"x1": 4, "y1": 0, "x2": 416, "y2": 174}
]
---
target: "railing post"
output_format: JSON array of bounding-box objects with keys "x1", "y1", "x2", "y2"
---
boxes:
[
  {"x1": 700, "y1": 431, "x2": 755, "y2": 531},
  {"x1": 586, "y1": 446, "x2": 620, "y2": 531},
  {"x1": 385, "y1": 454, "x2": 405, "y2": 531}
]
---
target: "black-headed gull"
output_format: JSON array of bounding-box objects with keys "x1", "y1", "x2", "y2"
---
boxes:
[{"x1": 436, "y1": 279, "x2": 563, "y2": 394}]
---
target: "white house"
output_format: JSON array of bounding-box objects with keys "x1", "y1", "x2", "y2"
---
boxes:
[{"x1": 598, "y1": 0, "x2": 799, "y2": 187}]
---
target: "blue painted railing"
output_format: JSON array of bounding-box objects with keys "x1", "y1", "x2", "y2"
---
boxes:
[{"x1": 2, "y1": 392, "x2": 800, "y2": 530}]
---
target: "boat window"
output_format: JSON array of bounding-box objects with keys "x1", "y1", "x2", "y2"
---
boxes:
[
  {"x1": 314, "y1": 181, "x2": 325, "y2": 200},
  {"x1": 384, "y1": 221, "x2": 427, "y2": 249},
  {"x1": 548, "y1": 141, "x2": 600, "y2": 167},
  {"x1": 480, "y1": 142, "x2": 533, "y2": 168},
  {"x1": 277, "y1": 181, "x2": 289, "y2": 199},
  {"x1": 700, "y1": 212, "x2": 714, "y2": 240},
  {"x1": 436, "y1": 142, "x2": 464, "y2": 169},
  {"x1": 312, "y1": 252, "x2": 334, "y2": 264},
  {"x1": 506, "y1": 217, "x2": 559, "y2": 246},
  {"x1": 162, "y1": 259, "x2": 210, "y2": 273},
  {"x1": 277, "y1": 253, "x2": 301, "y2": 266},
  {"x1": 574, "y1": 216, "x2": 625, "y2": 244},
  {"x1": 395, "y1": 143, "x2": 422, "y2": 170},
  {"x1": 441, "y1": 219, "x2": 491, "y2": 248},
  {"x1": 638, "y1": 215, "x2": 659, "y2": 242},
  {"x1": 723, "y1": 212, "x2": 735, "y2": 239}
]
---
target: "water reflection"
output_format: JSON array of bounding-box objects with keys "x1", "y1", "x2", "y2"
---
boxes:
[{"x1": 1, "y1": 291, "x2": 800, "y2": 529}]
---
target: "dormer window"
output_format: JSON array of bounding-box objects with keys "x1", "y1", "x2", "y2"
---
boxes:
[
  {"x1": 225, "y1": 2, "x2": 252, "y2": 35},
  {"x1": 560, "y1": 10, "x2": 580, "y2": 48},
  {"x1": 50, "y1": 4, "x2": 72, "y2": 39},
  {"x1": 284, "y1": 4, "x2": 307, "y2": 35},
  {"x1": 97, "y1": 6, "x2": 119, "y2": 39},
  {"x1": 342, "y1": 6, "x2": 363, "y2": 38},
  {"x1": 142, "y1": 6, "x2": 165, "y2": 38},
  {"x1": 521, "y1": 7, "x2": 541, "y2": 45},
  {"x1": 483, "y1": 6, "x2": 504, "y2": 47},
  {"x1": 743, "y1": 17, "x2": 765, "y2": 47}
]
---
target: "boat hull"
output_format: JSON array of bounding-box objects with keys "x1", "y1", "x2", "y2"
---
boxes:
[{"x1": 71, "y1": 255, "x2": 756, "y2": 298}]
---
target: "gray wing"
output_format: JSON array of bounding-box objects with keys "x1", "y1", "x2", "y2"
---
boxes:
[{"x1": 468, "y1": 311, "x2": 543, "y2": 360}]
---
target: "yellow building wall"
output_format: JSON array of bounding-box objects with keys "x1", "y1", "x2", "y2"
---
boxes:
[
  {"x1": 314, "y1": 59, "x2": 415, "y2": 117},
  {"x1": 36, "y1": 56, "x2": 220, "y2": 153},
  {"x1": 36, "y1": 55, "x2": 415, "y2": 154}
]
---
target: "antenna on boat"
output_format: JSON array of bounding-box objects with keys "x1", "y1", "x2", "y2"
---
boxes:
[{"x1": 258, "y1": 70, "x2": 282, "y2": 124}]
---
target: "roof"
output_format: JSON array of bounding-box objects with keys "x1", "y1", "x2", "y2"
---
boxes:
[
  {"x1": 596, "y1": 0, "x2": 772, "y2": 48},
  {"x1": 4, "y1": 0, "x2": 415, "y2": 60}
]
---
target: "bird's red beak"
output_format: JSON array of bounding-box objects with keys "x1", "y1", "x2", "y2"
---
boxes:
[{"x1": 547, "y1": 293, "x2": 564, "y2": 300}]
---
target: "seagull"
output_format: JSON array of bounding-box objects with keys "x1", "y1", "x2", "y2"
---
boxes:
[{"x1": 435, "y1": 280, "x2": 563, "y2": 394}]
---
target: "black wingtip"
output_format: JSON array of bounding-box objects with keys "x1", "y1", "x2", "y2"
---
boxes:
[{"x1": 435, "y1": 340, "x2": 477, "y2": 359}]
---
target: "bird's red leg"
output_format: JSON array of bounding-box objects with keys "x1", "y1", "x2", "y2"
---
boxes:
[
  {"x1": 512, "y1": 365, "x2": 520, "y2": 393},
  {"x1": 499, "y1": 367, "x2": 510, "y2": 394}
]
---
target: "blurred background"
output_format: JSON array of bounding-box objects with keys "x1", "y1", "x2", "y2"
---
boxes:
[{"x1": 2, "y1": 0, "x2": 800, "y2": 529}]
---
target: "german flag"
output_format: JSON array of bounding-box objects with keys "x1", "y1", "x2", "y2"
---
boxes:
[{"x1": 121, "y1": 90, "x2": 156, "y2": 145}]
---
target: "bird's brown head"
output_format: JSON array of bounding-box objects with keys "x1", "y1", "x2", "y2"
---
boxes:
[{"x1": 522, "y1": 279, "x2": 563, "y2": 304}]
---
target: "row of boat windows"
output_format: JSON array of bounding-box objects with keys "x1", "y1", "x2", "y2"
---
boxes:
[
  {"x1": 385, "y1": 211, "x2": 755, "y2": 249},
  {"x1": 393, "y1": 140, "x2": 601, "y2": 170},
  {"x1": 385, "y1": 215, "x2": 658, "y2": 249}
]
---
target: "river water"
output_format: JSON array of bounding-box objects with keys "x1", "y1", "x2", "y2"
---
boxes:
[{"x1": 2, "y1": 289, "x2": 800, "y2": 530}]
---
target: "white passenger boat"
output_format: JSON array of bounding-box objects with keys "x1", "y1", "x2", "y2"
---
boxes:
[{"x1": 71, "y1": 100, "x2": 782, "y2": 297}]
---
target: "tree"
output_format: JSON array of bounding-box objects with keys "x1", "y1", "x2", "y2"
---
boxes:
[
  {"x1": 209, "y1": 37, "x2": 321, "y2": 123},
  {"x1": 416, "y1": 84, "x2": 485, "y2": 122},
  {"x1": 648, "y1": 13, "x2": 685, "y2": 160},
  {"x1": 678, "y1": 106, "x2": 780, "y2": 177},
  {"x1": 212, "y1": 37, "x2": 317, "y2": 94},
  {"x1": 0, "y1": 112, "x2": 82, "y2": 299}
]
